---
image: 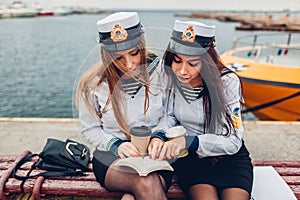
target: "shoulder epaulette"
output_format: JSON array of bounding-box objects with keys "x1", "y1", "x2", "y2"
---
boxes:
[{"x1": 221, "y1": 69, "x2": 234, "y2": 77}]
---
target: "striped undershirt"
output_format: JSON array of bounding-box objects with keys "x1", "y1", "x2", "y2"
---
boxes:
[
  {"x1": 121, "y1": 56, "x2": 160, "y2": 98},
  {"x1": 179, "y1": 83, "x2": 204, "y2": 103},
  {"x1": 122, "y1": 81, "x2": 142, "y2": 97}
]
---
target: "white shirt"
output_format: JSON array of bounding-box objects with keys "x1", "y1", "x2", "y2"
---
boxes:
[
  {"x1": 78, "y1": 59, "x2": 168, "y2": 151},
  {"x1": 161, "y1": 71, "x2": 244, "y2": 157}
]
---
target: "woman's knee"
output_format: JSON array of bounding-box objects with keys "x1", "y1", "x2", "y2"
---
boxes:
[
  {"x1": 138, "y1": 173, "x2": 161, "y2": 191},
  {"x1": 121, "y1": 193, "x2": 135, "y2": 200},
  {"x1": 221, "y1": 188, "x2": 249, "y2": 200},
  {"x1": 133, "y1": 173, "x2": 167, "y2": 199},
  {"x1": 188, "y1": 184, "x2": 219, "y2": 200}
]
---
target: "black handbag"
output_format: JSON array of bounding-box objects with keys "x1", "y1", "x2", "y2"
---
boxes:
[{"x1": 13, "y1": 138, "x2": 90, "y2": 180}]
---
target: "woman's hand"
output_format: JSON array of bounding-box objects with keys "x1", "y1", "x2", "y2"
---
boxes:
[
  {"x1": 117, "y1": 142, "x2": 140, "y2": 158},
  {"x1": 148, "y1": 138, "x2": 164, "y2": 160},
  {"x1": 158, "y1": 136, "x2": 186, "y2": 160}
]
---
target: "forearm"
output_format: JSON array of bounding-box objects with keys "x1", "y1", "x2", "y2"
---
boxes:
[{"x1": 186, "y1": 134, "x2": 242, "y2": 157}]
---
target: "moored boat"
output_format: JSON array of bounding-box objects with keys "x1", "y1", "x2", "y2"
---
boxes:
[
  {"x1": 0, "y1": 2, "x2": 37, "y2": 18},
  {"x1": 37, "y1": 9, "x2": 54, "y2": 16},
  {"x1": 221, "y1": 33, "x2": 300, "y2": 121}
]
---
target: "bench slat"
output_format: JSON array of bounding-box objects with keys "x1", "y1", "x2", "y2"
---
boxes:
[
  {"x1": 23, "y1": 178, "x2": 36, "y2": 193},
  {"x1": 41, "y1": 180, "x2": 122, "y2": 197},
  {"x1": 3, "y1": 178, "x2": 23, "y2": 194},
  {"x1": 30, "y1": 169, "x2": 96, "y2": 181},
  {"x1": 289, "y1": 185, "x2": 300, "y2": 199},
  {"x1": 253, "y1": 161, "x2": 300, "y2": 167},
  {"x1": 0, "y1": 162, "x2": 14, "y2": 170},
  {"x1": 282, "y1": 176, "x2": 300, "y2": 185},
  {"x1": 274, "y1": 167, "x2": 300, "y2": 176},
  {"x1": 39, "y1": 179, "x2": 187, "y2": 199},
  {"x1": 4, "y1": 169, "x2": 32, "y2": 195},
  {"x1": 0, "y1": 156, "x2": 19, "y2": 162}
]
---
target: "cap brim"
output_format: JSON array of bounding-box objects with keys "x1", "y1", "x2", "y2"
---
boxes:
[
  {"x1": 101, "y1": 36, "x2": 141, "y2": 52},
  {"x1": 169, "y1": 39, "x2": 209, "y2": 56}
]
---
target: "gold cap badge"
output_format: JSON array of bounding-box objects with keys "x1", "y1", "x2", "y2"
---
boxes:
[
  {"x1": 182, "y1": 25, "x2": 196, "y2": 42},
  {"x1": 110, "y1": 24, "x2": 128, "y2": 42}
]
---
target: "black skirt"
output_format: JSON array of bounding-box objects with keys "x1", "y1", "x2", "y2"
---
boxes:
[
  {"x1": 92, "y1": 150, "x2": 174, "y2": 190},
  {"x1": 172, "y1": 142, "x2": 253, "y2": 195}
]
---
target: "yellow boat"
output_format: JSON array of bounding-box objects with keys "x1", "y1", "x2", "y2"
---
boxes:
[{"x1": 221, "y1": 33, "x2": 300, "y2": 121}]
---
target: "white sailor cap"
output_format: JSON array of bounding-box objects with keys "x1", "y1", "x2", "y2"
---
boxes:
[
  {"x1": 97, "y1": 12, "x2": 144, "y2": 52},
  {"x1": 169, "y1": 20, "x2": 216, "y2": 56}
]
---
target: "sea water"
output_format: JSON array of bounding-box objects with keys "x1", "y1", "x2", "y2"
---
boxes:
[{"x1": 0, "y1": 11, "x2": 265, "y2": 119}]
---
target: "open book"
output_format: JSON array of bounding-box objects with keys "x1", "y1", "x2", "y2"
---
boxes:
[{"x1": 113, "y1": 156, "x2": 174, "y2": 176}]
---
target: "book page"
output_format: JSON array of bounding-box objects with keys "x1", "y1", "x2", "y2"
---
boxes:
[{"x1": 113, "y1": 156, "x2": 173, "y2": 176}]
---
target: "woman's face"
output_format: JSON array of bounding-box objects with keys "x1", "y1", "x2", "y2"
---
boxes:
[
  {"x1": 171, "y1": 53, "x2": 203, "y2": 87},
  {"x1": 111, "y1": 47, "x2": 141, "y2": 77}
]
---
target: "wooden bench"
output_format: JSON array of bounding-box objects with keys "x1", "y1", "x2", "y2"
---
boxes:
[{"x1": 1, "y1": 150, "x2": 299, "y2": 200}]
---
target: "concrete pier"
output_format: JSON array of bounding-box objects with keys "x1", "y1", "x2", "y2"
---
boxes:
[{"x1": 0, "y1": 118, "x2": 299, "y2": 161}]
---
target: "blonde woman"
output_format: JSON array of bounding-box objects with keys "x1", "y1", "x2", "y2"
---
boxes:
[{"x1": 76, "y1": 12, "x2": 172, "y2": 200}]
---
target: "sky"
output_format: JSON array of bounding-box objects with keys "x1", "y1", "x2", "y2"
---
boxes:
[{"x1": 30, "y1": 0, "x2": 300, "y2": 11}]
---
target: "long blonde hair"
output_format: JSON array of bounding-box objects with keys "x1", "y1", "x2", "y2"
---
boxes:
[{"x1": 76, "y1": 37, "x2": 149, "y2": 139}]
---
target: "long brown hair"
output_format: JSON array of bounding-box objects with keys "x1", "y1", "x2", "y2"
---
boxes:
[
  {"x1": 163, "y1": 45, "x2": 235, "y2": 136},
  {"x1": 76, "y1": 36, "x2": 149, "y2": 139}
]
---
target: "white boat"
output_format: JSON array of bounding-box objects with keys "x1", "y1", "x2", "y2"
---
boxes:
[
  {"x1": 0, "y1": 2, "x2": 37, "y2": 18},
  {"x1": 53, "y1": 8, "x2": 70, "y2": 16}
]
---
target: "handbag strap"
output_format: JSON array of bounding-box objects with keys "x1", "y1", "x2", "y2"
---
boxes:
[{"x1": 13, "y1": 153, "x2": 84, "y2": 181}]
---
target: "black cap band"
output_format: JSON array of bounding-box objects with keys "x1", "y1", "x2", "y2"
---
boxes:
[
  {"x1": 172, "y1": 30, "x2": 215, "y2": 48},
  {"x1": 98, "y1": 23, "x2": 144, "y2": 52},
  {"x1": 169, "y1": 30, "x2": 215, "y2": 56}
]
